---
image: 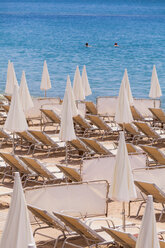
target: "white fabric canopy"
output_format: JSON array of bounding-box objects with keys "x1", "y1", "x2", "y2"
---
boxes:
[
  {"x1": 149, "y1": 65, "x2": 162, "y2": 98},
  {"x1": 59, "y1": 76, "x2": 76, "y2": 141},
  {"x1": 109, "y1": 132, "x2": 137, "y2": 202},
  {"x1": 66, "y1": 75, "x2": 78, "y2": 117},
  {"x1": 82, "y1": 65, "x2": 92, "y2": 97},
  {"x1": 4, "y1": 84, "x2": 28, "y2": 132},
  {"x1": 135, "y1": 195, "x2": 160, "y2": 248},
  {"x1": 115, "y1": 78, "x2": 133, "y2": 124},
  {"x1": 5, "y1": 61, "x2": 18, "y2": 95},
  {"x1": 19, "y1": 70, "x2": 34, "y2": 113},
  {"x1": 122, "y1": 68, "x2": 134, "y2": 106},
  {"x1": 0, "y1": 172, "x2": 36, "y2": 248},
  {"x1": 40, "y1": 60, "x2": 51, "y2": 90},
  {"x1": 73, "y1": 65, "x2": 85, "y2": 101}
]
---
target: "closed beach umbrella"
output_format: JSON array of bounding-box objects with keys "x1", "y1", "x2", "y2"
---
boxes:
[
  {"x1": 59, "y1": 76, "x2": 76, "y2": 164},
  {"x1": 40, "y1": 60, "x2": 51, "y2": 97},
  {"x1": 122, "y1": 68, "x2": 134, "y2": 106},
  {"x1": 82, "y1": 65, "x2": 92, "y2": 97},
  {"x1": 5, "y1": 61, "x2": 18, "y2": 95},
  {"x1": 109, "y1": 131, "x2": 137, "y2": 230},
  {"x1": 73, "y1": 65, "x2": 85, "y2": 101},
  {"x1": 0, "y1": 172, "x2": 36, "y2": 248},
  {"x1": 4, "y1": 84, "x2": 28, "y2": 132},
  {"x1": 66, "y1": 75, "x2": 78, "y2": 117},
  {"x1": 149, "y1": 65, "x2": 162, "y2": 107},
  {"x1": 115, "y1": 78, "x2": 133, "y2": 124},
  {"x1": 19, "y1": 70, "x2": 34, "y2": 113},
  {"x1": 135, "y1": 195, "x2": 160, "y2": 248}
]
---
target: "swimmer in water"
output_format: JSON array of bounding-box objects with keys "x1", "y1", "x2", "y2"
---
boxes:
[
  {"x1": 114, "y1": 42, "x2": 119, "y2": 47},
  {"x1": 85, "y1": 43, "x2": 91, "y2": 47}
]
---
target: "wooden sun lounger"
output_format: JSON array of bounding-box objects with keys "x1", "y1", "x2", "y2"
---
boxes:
[
  {"x1": 19, "y1": 156, "x2": 62, "y2": 183},
  {"x1": 40, "y1": 108, "x2": 61, "y2": 131},
  {"x1": 140, "y1": 145, "x2": 165, "y2": 165},
  {"x1": 134, "y1": 181, "x2": 165, "y2": 221},
  {"x1": 149, "y1": 108, "x2": 165, "y2": 124},
  {"x1": 73, "y1": 114, "x2": 93, "y2": 135},
  {"x1": 80, "y1": 137, "x2": 112, "y2": 155},
  {"x1": 102, "y1": 227, "x2": 165, "y2": 248},
  {"x1": 3, "y1": 95, "x2": 11, "y2": 102},
  {"x1": 53, "y1": 212, "x2": 109, "y2": 248},
  {"x1": 130, "y1": 105, "x2": 145, "y2": 121},
  {"x1": 0, "y1": 128, "x2": 11, "y2": 144},
  {"x1": 69, "y1": 138, "x2": 92, "y2": 157},
  {"x1": 126, "y1": 143, "x2": 139, "y2": 154},
  {"x1": 28, "y1": 130, "x2": 64, "y2": 155},
  {"x1": 2, "y1": 105, "x2": 9, "y2": 113},
  {"x1": 119, "y1": 123, "x2": 140, "y2": 142},
  {"x1": 133, "y1": 121, "x2": 165, "y2": 143},
  {"x1": 56, "y1": 165, "x2": 81, "y2": 182},
  {"x1": 86, "y1": 114, "x2": 114, "y2": 133},
  {"x1": 85, "y1": 101, "x2": 97, "y2": 115}
]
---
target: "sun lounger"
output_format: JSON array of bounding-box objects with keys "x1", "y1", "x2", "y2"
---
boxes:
[
  {"x1": 86, "y1": 114, "x2": 117, "y2": 136},
  {"x1": 133, "y1": 121, "x2": 165, "y2": 143},
  {"x1": 140, "y1": 145, "x2": 165, "y2": 165},
  {"x1": 19, "y1": 156, "x2": 63, "y2": 183},
  {"x1": 3, "y1": 95, "x2": 11, "y2": 102},
  {"x1": 56, "y1": 165, "x2": 81, "y2": 182},
  {"x1": 130, "y1": 105, "x2": 145, "y2": 121},
  {"x1": 0, "y1": 152, "x2": 35, "y2": 185},
  {"x1": 73, "y1": 114, "x2": 94, "y2": 135},
  {"x1": 2, "y1": 104, "x2": 9, "y2": 113},
  {"x1": 149, "y1": 108, "x2": 165, "y2": 125},
  {"x1": 126, "y1": 143, "x2": 140, "y2": 154},
  {"x1": 102, "y1": 227, "x2": 165, "y2": 248},
  {"x1": 85, "y1": 101, "x2": 97, "y2": 115},
  {"x1": 27, "y1": 205, "x2": 70, "y2": 237},
  {"x1": 80, "y1": 137, "x2": 112, "y2": 155},
  {"x1": 134, "y1": 181, "x2": 165, "y2": 220},
  {"x1": 28, "y1": 130, "x2": 64, "y2": 155},
  {"x1": 0, "y1": 128, "x2": 12, "y2": 145},
  {"x1": 69, "y1": 138, "x2": 92, "y2": 157},
  {"x1": 53, "y1": 212, "x2": 112, "y2": 248},
  {"x1": 40, "y1": 108, "x2": 61, "y2": 131}
]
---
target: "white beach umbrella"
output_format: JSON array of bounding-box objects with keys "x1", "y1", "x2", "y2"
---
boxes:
[
  {"x1": 109, "y1": 131, "x2": 137, "y2": 230},
  {"x1": 82, "y1": 65, "x2": 92, "y2": 97},
  {"x1": 66, "y1": 75, "x2": 78, "y2": 117},
  {"x1": 135, "y1": 195, "x2": 160, "y2": 248},
  {"x1": 149, "y1": 65, "x2": 162, "y2": 107},
  {"x1": 0, "y1": 172, "x2": 36, "y2": 248},
  {"x1": 122, "y1": 68, "x2": 134, "y2": 106},
  {"x1": 40, "y1": 60, "x2": 51, "y2": 97},
  {"x1": 19, "y1": 70, "x2": 34, "y2": 113},
  {"x1": 73, "y1": 65, "x2": 85, "y2": 101},
  {"x1": 5, "y1": 61, "x2": 18, "y2": 95},
  {"x1": 115, "y1": 78, "x2": 133, "y2": 124},
  {"x1": 4, "y1": 84, "x2": 28, "y2": 132},
  {"x1": 59, "y1": 76, "x2": 76, "y2": 164}
]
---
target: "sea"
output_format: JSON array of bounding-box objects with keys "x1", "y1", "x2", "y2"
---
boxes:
[{"x1": 0, "y1": 0, "x2": 165, "y2": 107}]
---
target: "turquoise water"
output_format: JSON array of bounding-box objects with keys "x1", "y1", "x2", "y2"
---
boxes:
[{"x1": 0, "y1": 1, "x2": 165, "y2": 106}]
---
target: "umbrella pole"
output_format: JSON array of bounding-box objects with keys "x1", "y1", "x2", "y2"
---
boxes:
[
  {"x1": 122, "y1": 202, "x2": 126, "y2": 232},
  {"x1": 65, "y1": 141, "x2": 68, "y2": 166},
  {"x1": 45, "y1": 90, "x2": 46, "y2": 97},
  {"x1": 12, "y1": 132, "x2": 15, "y2": 154},
  {"x1": 154, "y1": 99, "x2": 155, "y2": 108}
]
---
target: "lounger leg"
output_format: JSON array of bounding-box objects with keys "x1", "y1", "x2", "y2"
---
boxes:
[
  {"x1": 136, "y1": 201, "x2": 146, "y2": 218},
  {"x1": 159, "y1": 204, "x2": 165, "y2": 221}
]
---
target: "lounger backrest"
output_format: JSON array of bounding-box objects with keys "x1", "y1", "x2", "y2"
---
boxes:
[
  {"x1": 119, "y1": 123, "x2": 139, "y2": 136},
  {"x1": 29, "y1": 130, "x2": 58, "y2": 147},
  {"x1": 2, "y1": 105, "x2": 9, "y2": 113},
  {"x1": 130, "y1": 106, "x2": 144, "y2": 121},
  {"x1": 19, "y1": 156, "x2": 56, "y2": 179},
  {"x1": 80, "y1": 138, "x2": 111, "y2": 155},
  {"x1": 25, "y1": 180, "x2": 109, "y2": 218},
  {"x1": 73, "y1": 115, "x2": 91, "y2": 129},
  {"x1": 4, "y1": 95, "x2": 11, "y2": 102},
  {"x1": 133, "y1": 121, "x2": 159, "y2": 138},
  {"x1": 41, "y1": 109, "x2": 61, "y2": 124},
  {"x1": 126, "y1": 143, "x2": 138, "y2": 154},
  {"x1": 149, "y1": 108, "x2": 165, "y2": 123},
  {"x1": 87, "y1": 114, "x2": 111, "y2": 131},
  {"x1": 54, "y1": 212, "x2": 104, "y2": 242},
  {"x1": 140, "y1": 145, "x2": 165, "y2": 165},
  {"x1": 27, "y1": 205, "x2": 67, "y2": 231},
  {"x1": 0, "y1": 129, "x2": 11, "y2": 139},
  {"x1": 0, "y1": 152, "x2": 29, "y2": 174},
  {"x1": 69, "y1": 138, "x2": 91, "y2": 153},
  {"x1": 134, "y1": 181, "x2": 165, "y2": 204},
  {"x1": 102, "y1": 227, "x2": 136, "y2": 248},
  {"x1": 85, "y1": 101, "x2": 97, "y2": 115},
  {"x1": 16, "y1": 131, "x2": 39, "y2": 144},
  {"x1": 56, "y1": 165, "x2": 81, "y2": 182}
]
